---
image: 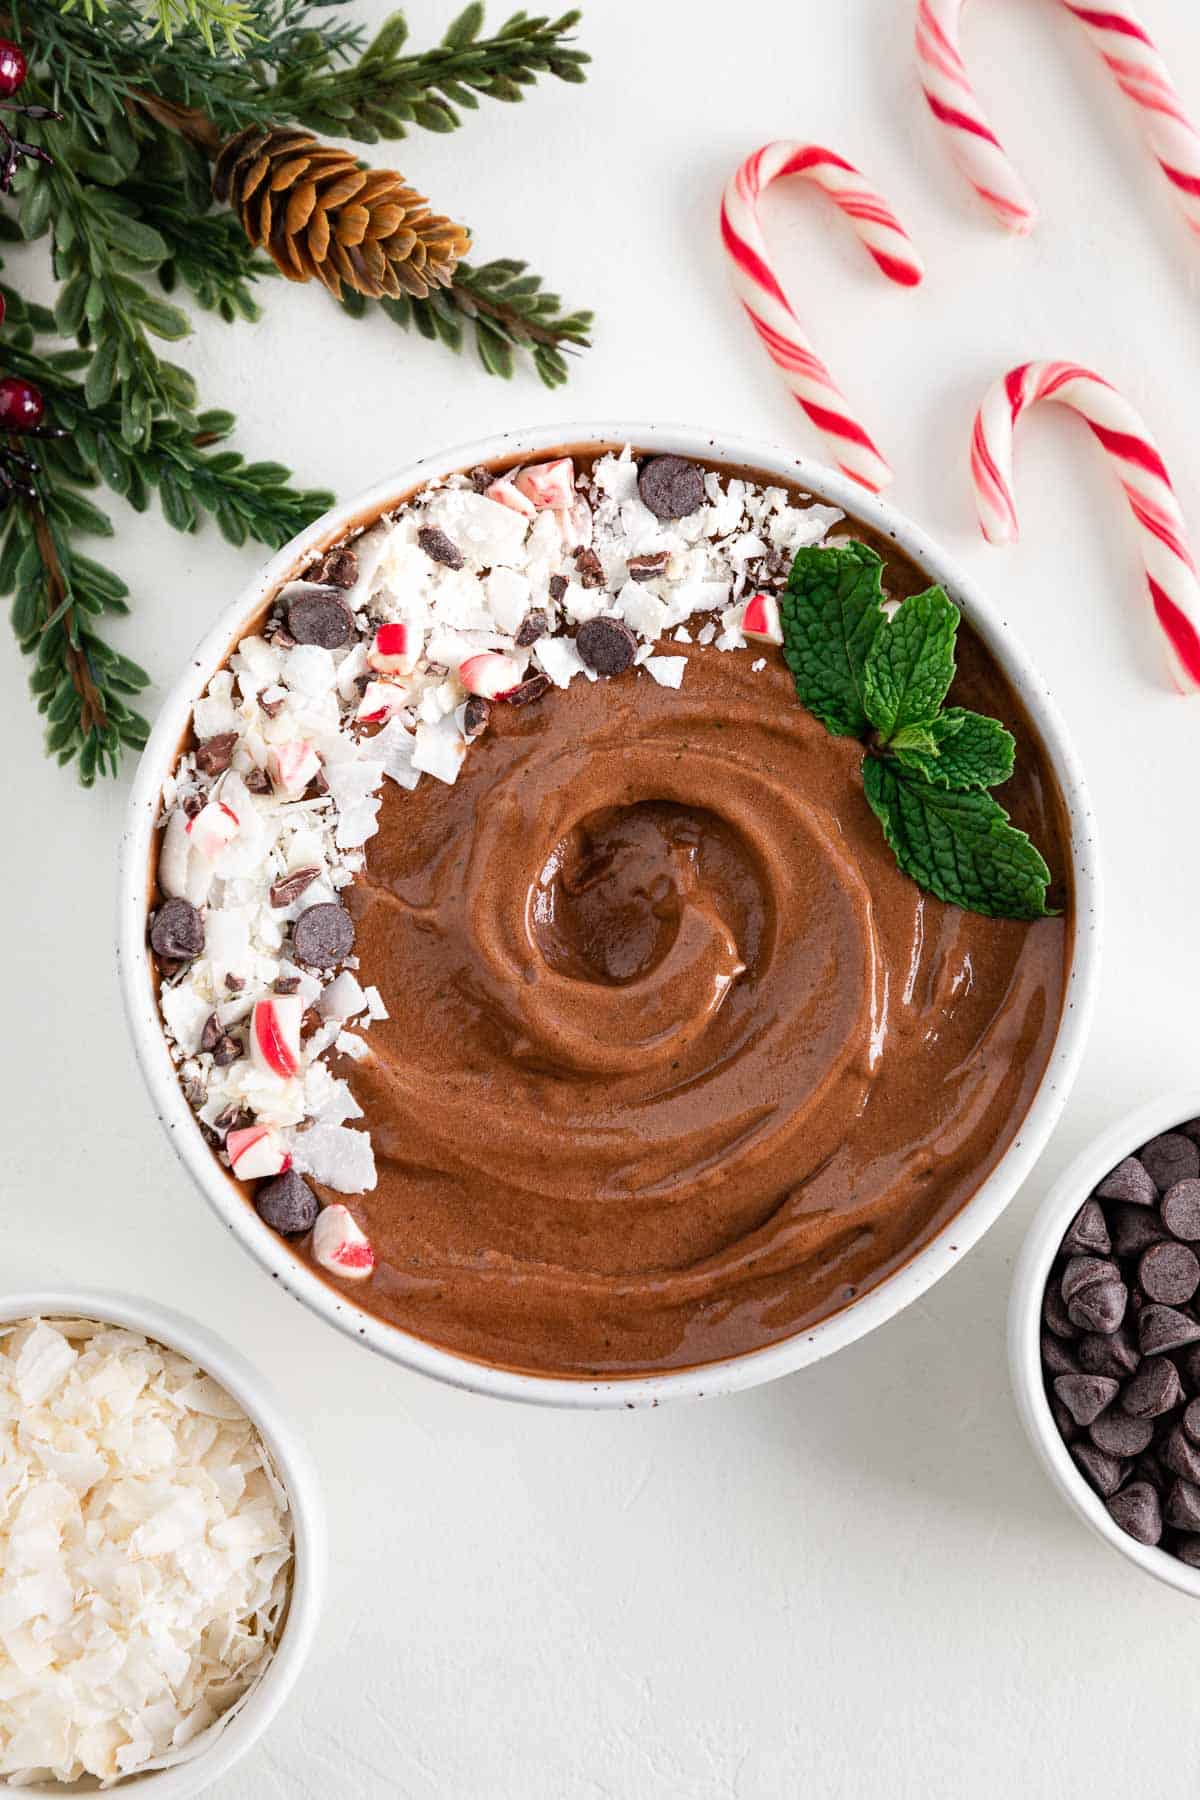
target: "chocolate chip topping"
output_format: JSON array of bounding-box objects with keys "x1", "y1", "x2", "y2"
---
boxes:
[
  {"x1": 1121, "y1": 1357, "x2": 1182, "y2": 1418},
  {"x1": 1138, "y1": 1240, "x2": 1200, "y2": 1305},
  {"x1": 269, "y1": 866, "x2": 322, "y2": 909},
  {"x1": 463, "y1": 696, "x2": 492, "y2": 739},
  {"x1": 548, "y1": 574, "x2": 568, "y2": 602},
  {"x1": 1108, "y1": 1480, "x2": 1163, "y2": 1544},
  {"x1": 515, "y1": 609, "x2": 549, "y2": 648},
  {"x1": 1090, "y1": 1410, "x2": 1154, "y2": 1457},
  {"x1": 243, "y1": 767, "x2": 272, "y2": 796},
  {"x1": 274, "y1": 975, "x2": 301, "y2": 994},
  {"x1": 292, "y1": 901, "x2": 355, "y2": 968},
  {"x1": 1095, "y1": 1155, "x2": 1157, "y2": 1207},
  {"x1": 194, "y1": 731, "x2": 237, "y2": 776},
  {"x1": 417, "y1": 525, "x2": 464, "y2": 569},
  {"x1": 637, "y1": 455, "x2": 706, "y2": 520},
  {"x1": 504, "y1": 674, "x2": 551, "y2": 708},
  {"x1": 254, "y1": 1169, "x2": 319, "y2": 1237},
  {"x1": 1162, "y1": 1178, "x2": 1200, "y2": 1241},
  {"x1": 573, "y1": 547, "x2": 605, "y2": 588},
  {"x1": 200, "y1": 1013, "x2": 224, "y2": 1054},
  {"x1": 1062, "y1": 1199, "x2": 1111, "y2": 1258},
  {"x1": 286, "y1": 584, "x2": 353, "y2": 649},
  {"x1": 1077, "y1": 1326, "x2": 1140, "y2": 1378},
  {"x1": 576, "y1": 616, "x2": 637, "y2": 677},
  {"x1": 149, "y1": 898, "x2": 204, "y2": 961},
  {"x1": 307, "y1": 546, "x2": 358, "y2": 589},
  {"x1": 1138, "y1": 1303, "x2": 1200, "y2": 1356},
  {"x1": 1071, "y1": 1442, "x2": 1126, "y2": 1498},
  {"x1": 627, "y1": 551, "x2": 670, "y2": 582},
  {"x1": 1141, "y1": 1132, "x2": 1200, "y2": 1193},
  {"x1": 212, "y1": 1035, "x2": 242, "y2": 1067},
  {"x1": 1053, "y1": 1372, "x2": 1119, "y2": 1427}
]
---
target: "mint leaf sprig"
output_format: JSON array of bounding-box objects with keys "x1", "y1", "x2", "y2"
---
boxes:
[{"x1": 779, "y1": 542, "x2": 1054, "y2": 921}]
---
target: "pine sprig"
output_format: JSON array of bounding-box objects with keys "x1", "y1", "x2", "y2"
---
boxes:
[
  {"x1": 344, "y1": 255, "x2": 592, "y2": 387},
  {"x1": 270, "y1": 5, "x2": 588, "y2": 143}
]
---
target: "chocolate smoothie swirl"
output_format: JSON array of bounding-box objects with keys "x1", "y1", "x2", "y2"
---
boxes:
[{"x1": 340, "y1": 618, "x2": 1069, "y2": 1376}]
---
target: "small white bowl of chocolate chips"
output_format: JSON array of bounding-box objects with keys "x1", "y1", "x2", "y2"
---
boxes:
[{"x1": 1011, "y1": 1089, "x2": 1200, "y2": 1597}]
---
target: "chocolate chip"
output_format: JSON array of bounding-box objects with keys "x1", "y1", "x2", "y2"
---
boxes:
[
  {"x1": 1180, "y1": 1118, "x2": 1200, "y2": 1145},
  {"x1": 1042, "y1": 1330, "x2": 1079, "y2": 1376},
  {"x1": 1121, "y1": 1356, "x2": 1182, "y2": 1418},
  {"x1": 245, "y1": 766, "x2": 273, "y2": 795},
  {"x1": 1165, "y1": 1425, "x2": 1200, "y2": 1484},
  {"x1": 1043, "y1": 1280, "x2": 1080, "y2": 1340},
  {"x1": 627, "y1": 552, "x2": 670, "y2": 582},
  {"x1": 1062, "y1": 1199, "x2": 1112, "y2": 1258},
  {"x1": 1162, "y1": 1179, "x2": 1200, "y2": 1241},
  {"x1": 212, "y1": 1034, "x2": 242, "y2": 1067},
  {"x1": 463, "y1": 696, "x2": 492, "y2": 739},
  {"x1": 417, "y1": 525, "x2": 464, "y2": 569},
  {"x1": 1071, "y1": 1442, "x2": 1126, "y2": 1497},
  {"x1": 515, "y1": 610, "x2": 549, "y2": 648},
  {"x1": 259, "y1": 694, "x2": 285, "y2": 720},
  {"x1": 182, "y1": 793, "x2": 205, "y2": 820},
  {"x1": 1175, "y1": 1536, "x2": 1200, "y2": 1568},
  {"x1": 293, "y1": 902, "x2": 354, "y2": 968},
  {"x1": 637, "y1": 455, "x2": 705, "y2": 520},
  {"x1": 1054, "y1": 1373, "x2": 1119, "y2": 1426},
  {"x1": 1077, "y1": 1326, "x2": 1140, "y2": 1378},
  {"x1": 286, "y1": 584, "x2": 353, "y2": 649},
  {"x1": 1139, "y1": 1304, "x2": 1200, "y2": 1356},
  {"x1": 269, "y1": 867, "x2": 321, "y2": 909},
  {"x1": 254, "y1": 1169, "x2": 319, "y2": 1237},
  {"x1": 1139, "y1": 1240, "x2": 1200, "y2": 1305},
  {"x1": 1183, "y1": 1397, "x2": 1200, "y2": 1444},
  {"x1": 200, "y1": 1013, "x2": 224, "y2": 1054},
  {"x1": 573, "y1": 547, "x2": 605, "y2": 589},
  {"x1": 195, "y1": 731, "x2": 238, "y2": 776},
  {"x1": 1061, "y1": 1256, "x2": 1118, "y2": 1303},
  {"x1": 577, "y1": 616, "x2": 637, "y2": 677},
  {"x1": 307, "y1": 546, "x2": 358, "y2": 589},
  {"x1": 1090, "y1": 1410, "x2": 1154, "y2": 1456},
  {"x1": 274, "y1": 976, "x2": 301, "y2": 994},
  {"x1": 150, "y1": 898, "x2": 204, "y2": 961},
  {"x1": 504, "y1": 674, "x2": 551, "y2": 708},
  {"x1": 1108, "y1": 1480, "x2": 1164, "y2": 1545},
  {"x1": 1166, "y1": 1477, "x2": 1200, "y2": 1532},
  {"x1": 213, "y1": 1104, "x2": 253, "y2": 1135},
  {"x1": 1108, "y1": 1202, "x2": 1166, "y2": 1259},
  {"x1": 548, "y1": 574, "x2": 568, "y2": 602},
  {"x1": 1141, "y1": 1132, "x2": 1200, "y2": 1193},
  {"x1": 469, "y1": 465, "x2": 493, "y2": 494},
  {"x1": 1095, "y1": 1155, "x2": 1158, "y2": 1207},
  {"x1": 225, "y1": 972, "x2": 245, "y2": 993},
  {"x1": 1051, "y1": 1396, "x2": 1080, "y2": 1442},
  {"x1": 1179, "y1": 1343, "x2": 1200, "y2": 1390},
  {"x1": 1069, "y1": 1280, "x2": 1129, "y2": 1335}
]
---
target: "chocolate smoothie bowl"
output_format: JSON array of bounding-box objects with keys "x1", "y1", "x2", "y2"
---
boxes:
[{"x1": 118, "y1": 426, "x2": 1099, "y2": 1405}]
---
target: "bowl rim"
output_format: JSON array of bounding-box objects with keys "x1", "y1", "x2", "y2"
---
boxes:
[
  {"x1": 1008, "y1": 1088, "x2": 1200, "y2": 1600},
  {"x1": 117, "y1": 419, "x2": 1103, "y2": 1409},
  {"x1": 0, "y1": 1288, "x2": 326, "y2": 1793}
]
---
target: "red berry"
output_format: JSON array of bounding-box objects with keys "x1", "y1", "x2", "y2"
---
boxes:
[
  {"x1": 0, "y1": 376, "x2": 43, "y2": 430},
  {"x1": 0, "y1": 40, "x2": 26, "y2": 99}
]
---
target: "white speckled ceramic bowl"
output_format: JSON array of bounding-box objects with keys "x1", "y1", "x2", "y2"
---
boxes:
[
  {"x1": 1010, "y1": 1090, "x2": 1200, "y2": 1600},
  {"x1": 0, "y1": 1287, "x2": 325, "y2": 1792},
  {"x1": 118, "y1": 423, "x2": 1102, "y2": 1408}
]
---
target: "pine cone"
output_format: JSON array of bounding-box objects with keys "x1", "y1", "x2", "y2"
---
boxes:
[{"x1": 213, "y1": 127, "x2": 470, "y2": 302}]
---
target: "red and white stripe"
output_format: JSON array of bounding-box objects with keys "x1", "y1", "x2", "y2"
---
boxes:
[
  {"x1": 719, "y1": 142, "x2": 924, "y2": 492},
  {"x1": 917, "y1": 1, "x2": 1200, "y2": 241},
  {"x1": 971, "y1": 361, "x2": 1200, "y2": 692}
]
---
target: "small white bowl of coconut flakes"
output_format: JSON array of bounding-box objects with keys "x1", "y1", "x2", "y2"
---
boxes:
[{"x1": 0, "y1": 1290, "x2": 324, "y2": 1792}]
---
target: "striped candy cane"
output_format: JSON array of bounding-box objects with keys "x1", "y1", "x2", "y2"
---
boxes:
[
  {"x1": 917, "y1": 1, "x2": 1200, "y2": 240},
  {"x1": 719, "y1": 143, "x2": 924, "y2": 492},
  {"x1": 971, "y1": 361, "x2": 1200, "y2": 692}
]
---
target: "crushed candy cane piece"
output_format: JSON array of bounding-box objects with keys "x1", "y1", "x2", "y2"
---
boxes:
[
  {"x1": 741, "y1": 592, "x2": 783, "y2": 644},
  {"x1": 311, "y1": 1203, "x2": 376, "y2": 1278},
  {"x1": 250, "y1": 995, "x2": 302, "y2": 1079},
  {"x1": 271, "y1": 740, "x2": 321, "y2": 798},
  {"x1": 484, "y1": 478, "x2": 536, "y2": 517},
  {"x1": 515, "y1": 457, "x2": 576, "y2": 511},
  {"x1": 356, "y1": 679, "x2": 408, "y2": 724},
  {"x1": 227, "y1": 1124, "x2": 292, "y2": 1178},
  {"x1": 186, "y1": 799, "x2": 239, "y2": 860},
  {"x1": 367, "y1": 622, "x2": 423, "y2": 675},
  {"x1": 457, "y1": 651, "x2": 526, "y2": 699}
]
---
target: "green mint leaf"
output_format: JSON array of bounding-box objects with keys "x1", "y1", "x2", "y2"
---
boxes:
[
  {"x1": 780, "y1": 540, "x2": 886, "y2": 737},
  {"x1": 862, "y1": 586, "x2": 959, "y2": 744},
  {"x1": 887, "y1": 721, "x2": 942, "y2": 754},
  {"x1": 862, "y1": 759, "x2": 1053, "y2": 920},
  {"x1": 893, "y1": 708, "x2": 1016, "y2": 791}
]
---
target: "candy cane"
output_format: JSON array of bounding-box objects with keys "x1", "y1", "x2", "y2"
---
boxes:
[
  {"x1": 917, "y1": 1, "x2": 1200, "y2": 239},
  {"x1": 719, "y1": 143, "x2": 924, "y2": 492},
  {"x1": 971, "y1": 361, "x2": 1200, "y2": 692}
]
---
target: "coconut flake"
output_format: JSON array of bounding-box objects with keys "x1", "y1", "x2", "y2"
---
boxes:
[{"x1": 289, "y1": 1123, "x2": 376, "y2": 1193}]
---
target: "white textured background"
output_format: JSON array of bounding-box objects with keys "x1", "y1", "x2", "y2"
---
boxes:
[{"x1": 4, "y1": 0, "x2": 1200, "y2": 1793}]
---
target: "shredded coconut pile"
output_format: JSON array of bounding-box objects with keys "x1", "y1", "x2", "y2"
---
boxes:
[
  {"x1": 151, "y1": 448, "x2": 844, "y2": 1272},
  {"x1": 0, "y1": 1318, "x2": 293, "y2": 1787}
]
